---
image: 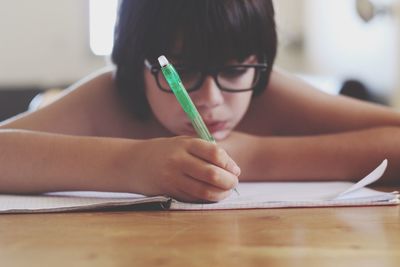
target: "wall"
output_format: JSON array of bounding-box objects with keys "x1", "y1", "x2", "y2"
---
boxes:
[
  {"x1": 1, "y1": 0, "x2": 399, "y2": 104},
  {"x1": 0, "y1": 0, "x2": 307, "y2": 88},
  {"x1": 273, "y1": 0, "x2": 308, "y2": 72},
  {"x1": 304, "y1": 0, "x2": 400, "y2": 99},
  {"x1": 0, "y1": 0, "x2": 106, "y2": 88}
]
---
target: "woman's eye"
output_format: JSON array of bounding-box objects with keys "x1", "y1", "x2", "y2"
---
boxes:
[
  {"x1": 220, "y1": 67, "x2": 248, "y2": 78},
  {"x1": 176, "y1": 70, "x2": 201, "y2": 85}
]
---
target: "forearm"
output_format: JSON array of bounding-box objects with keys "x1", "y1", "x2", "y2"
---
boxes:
[
  {"x1": 224, "y1": 128, "x2": 400, "y2": 184},
  {"x1": 0, "y1": 129, "x2": 139, "y2": 194}
]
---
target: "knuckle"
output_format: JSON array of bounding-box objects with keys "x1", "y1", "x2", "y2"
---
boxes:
[
  {"x1": 172, "y1": 135, "x2": 189, "y2": 143},
  {"x1": 196, "y1": 188, "x2": 209, "y2": 200},
  {"x1": 205, "y1": 167, "x2": 220, "y2": 183},
  {"x1": 223, "y1": 159, "x2": 231, "y2": 171},
  {"x1": 166, "y1": 152, "x2": 184, "y2": 168},
  {"x1": 183, "y1": 138, "x2": 201, "y2": 152},
  {"x1": 210, "y1": 147, "x2": 225, "y2": 162},
  {"x1": 177, "y1": 139, "x2": 190, "y2": 150},
  {"x1": 182, "y1": 136, "x2": 195, "y2": 145}
]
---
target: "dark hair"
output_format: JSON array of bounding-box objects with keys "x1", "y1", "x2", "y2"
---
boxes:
[{"x1": 112, "y1": 0, "x2": 277, "y2": 120}]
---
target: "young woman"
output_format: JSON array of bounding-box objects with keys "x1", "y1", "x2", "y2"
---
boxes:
[{"x1": 0, "y1": 0, "x2": 399, "y2": 202}]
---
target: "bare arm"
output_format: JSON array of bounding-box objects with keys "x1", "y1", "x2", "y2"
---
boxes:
[
  {"x1": 0, "y1": 70, "x2": 239, "y2": 201},
  {"x1": 0, "y1": 130, "x2": 239, "y2": 201},
  {"x1": 0, "y1": 69, "x2": 126, "y2": 136},
  {"x1": 231, "y1": 69, "x2": 400, "y2": 185},
  {"x1": 0, "y1": 70, "x2": 124, "y2": 193},
  {"x1": 241, "y1": 68, "x2": 400, "y2": 136},
  {"x1": 220, "y1": 129, "x2": 400, "y2": 185},
  {"x1": 0, "y1": 130, "x2": 136, "y2": 193}
]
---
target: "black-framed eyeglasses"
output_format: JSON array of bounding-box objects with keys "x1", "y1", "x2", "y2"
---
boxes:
[{"x1": 144, "y1": 59, "x2": 268, "y2": 93}]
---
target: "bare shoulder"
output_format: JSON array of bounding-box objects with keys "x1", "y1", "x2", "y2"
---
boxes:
[
  {"x1": 0, "y1": 67, "x2": 137, "y2": 137},
  {"x1": 238, "y1": 68, "x2": 400, "y2": 136}
]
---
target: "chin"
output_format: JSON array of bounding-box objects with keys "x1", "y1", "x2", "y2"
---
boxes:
[{"x1": 212, "y1": 130, "x2": 231, "y2": 141}]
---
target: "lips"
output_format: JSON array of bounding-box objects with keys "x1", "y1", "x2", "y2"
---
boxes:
[
  {"x1": 185, "y1": 120, "x2": 228, "y2": 134},
  {"x1": 204, "y1": 121, "x2": 228, "y2": 133}
]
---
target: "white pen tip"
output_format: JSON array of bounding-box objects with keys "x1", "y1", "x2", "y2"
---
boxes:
[{"x1": 158, "y1": 55, "x2": 169, "y2": 67}]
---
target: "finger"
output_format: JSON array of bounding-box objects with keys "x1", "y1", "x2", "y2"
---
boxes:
[
  {"x1": 181, "y1": 155, "x2": 238, "y2": 190},
  {"x1": 176, "y1": 173, "x2": 232, "y2": 202},
  {"x1": 187, "y1": 140, "x2": 241, "y2": 176},
  {"x1": 172, "y1": 187, "x2": 199, "y2": 203}
]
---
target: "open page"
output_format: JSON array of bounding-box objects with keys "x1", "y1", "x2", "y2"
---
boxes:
[
  {"x1": 169, "y1": 181, "x2": 398, "y2": 210},
  {"x1": 169, "y1": 159, "x2": 399, "y2": 210}
]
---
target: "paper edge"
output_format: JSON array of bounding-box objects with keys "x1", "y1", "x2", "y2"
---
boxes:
[{"x1": 335, "y1": 159, "x2": 388, "y2": 199}]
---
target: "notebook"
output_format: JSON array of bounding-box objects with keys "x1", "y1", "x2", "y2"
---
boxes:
[{"x1": 0, "y1": 159, "x2": 398, "y2": 213}]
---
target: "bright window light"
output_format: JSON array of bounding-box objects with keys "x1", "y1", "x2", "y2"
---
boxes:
[{"x1": 89, "y1": 0, "x2": 118, "y2": 56}]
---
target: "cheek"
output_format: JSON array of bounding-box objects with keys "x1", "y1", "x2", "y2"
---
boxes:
[
  {"x1": 147, "y1": 88, "x2": 178, "y2": 121},
  {"x1": 144, "y1": 70, "x2": 183, "y2": 126},
  {"x1": 226, "y1": 92, "x2": 252, "y2": 119}
]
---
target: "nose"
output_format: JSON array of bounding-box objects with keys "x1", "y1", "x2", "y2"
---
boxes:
[{"x1": 192, "y1": 76, "x2": 224, "y2": 109}]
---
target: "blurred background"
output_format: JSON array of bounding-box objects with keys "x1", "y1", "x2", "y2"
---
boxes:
[{"x1": 1, "y1": 0, "x2": 400, "y2": 120}]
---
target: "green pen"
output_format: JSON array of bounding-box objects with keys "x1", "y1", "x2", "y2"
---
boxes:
[
  {"x1": 158, "y1": 55, "x2": 239, "y2": 195},
  {"x1": 158, "y1": 55, "x2": 215, "y2": 143}
]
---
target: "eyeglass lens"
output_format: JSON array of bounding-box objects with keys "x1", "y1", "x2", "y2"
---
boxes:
[{"x1": 157, "y1": 66, "x2": 260, "y2": 92}]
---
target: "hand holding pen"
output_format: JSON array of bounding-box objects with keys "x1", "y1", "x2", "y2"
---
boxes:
[
  {"x1": 128, "y1": 136, "x2": 240, "y2": 203},
  {"x1": 158, "y1": 55, "x2": 240, "y2": 196}
]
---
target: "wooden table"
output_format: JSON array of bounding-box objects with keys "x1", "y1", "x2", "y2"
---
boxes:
[{"x1": 0, "y1": 187, "x2": 399, "y2": 267}]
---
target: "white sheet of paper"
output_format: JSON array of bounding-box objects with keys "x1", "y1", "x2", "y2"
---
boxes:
[
  {"x1": 335, "y1": 159, "x2": 388, "y2": 199},
  {"x1": 169, "y1": 181, "x2": 397, "y2": 210},
  {"x1": 169, "y1": 159, "x2": 397, "y2": 210}
]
